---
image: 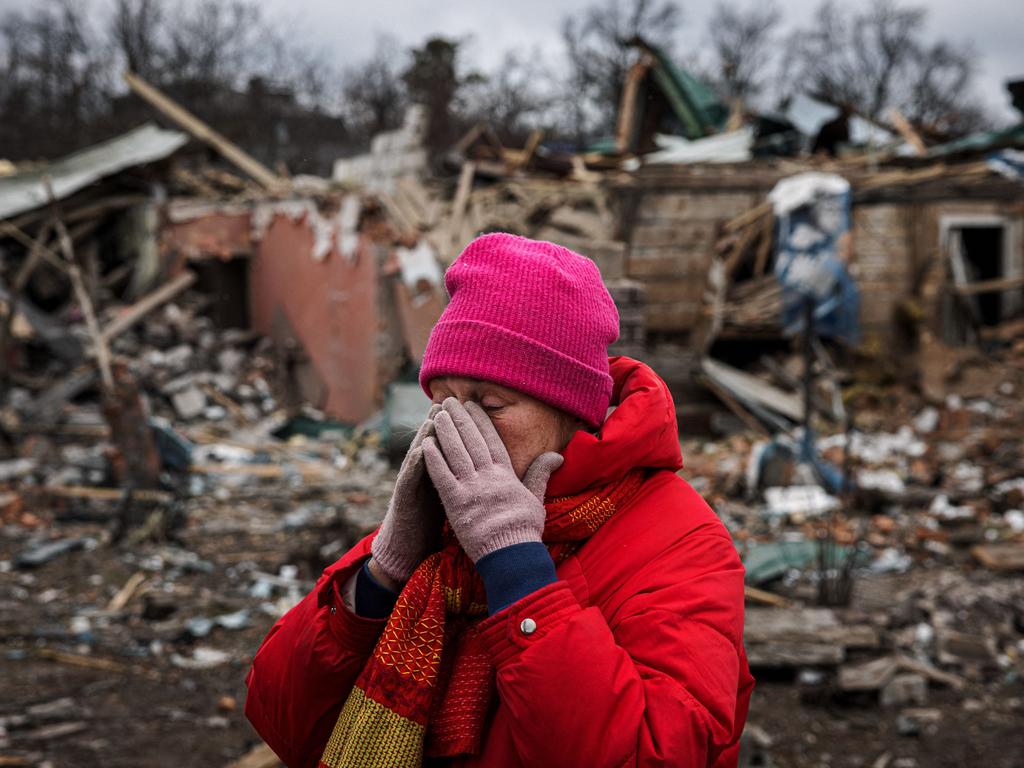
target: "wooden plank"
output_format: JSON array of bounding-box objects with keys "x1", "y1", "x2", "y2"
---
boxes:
[
  {"x1": 0, "y1": 220, "x2": 71, "y2": 276},
  {"x1": 745, "y1": 607, "x2": 879, "y2": 669},
  {"x1": 701, "y1": 375, "x2": 770, "y2": 437},
  {"x1": 702, "y1": 356, "x2": 806, "y2": 422},
  {"x1": 106, "y1": 571, "x2": 147, "y2": 612},
  {"x1": 838, "y1": 656, "x2": 899, "y2": 692},
  {"x1": 971, "y1": 543, "x2": 1024, "y2": 572},
  {"x1": 646, "y1": 301, "x2": 702, "y2": 330},
  {"x1": 615, "y1": 58, "x2": 650, "y2": 153},
  {"x1": 627, "y1": 246, "x2": 711, "y2": 277},
  {"x1": 744, "y1": 584, "x2": 790, "y2": 607},
  {"x1": 508, "y1": 129, "x2": 544, "y2": 171},
  {"x1": 979, "y1": 316, "x2": 1024, "y2": 341},
  {"x1": 637, "y1": 192, "x2": 758, "y2": 222},
  {"x1": 746, "y1": 642, "x2": 845, "y2": 667},
  {"x1": 42, "y1": 485, "x2": 173, "y2": 503},
  {"x1": 98, "y1": 271, "x2": 196, "y2": 344},
  {"x1": 13, "y1": 220, "x2": 55, "y2": 292},
  {"x1": 225, "y1": 743, "x2": 282, "y2": 768},
  {"x1": 642, "y1": 277, "x2": 706, "y2": 305},
  {"x1": 895, "y1": 654, "x2": 966, "y2": 690},
  {"x1": 447, "y1": 161, "x2": 476, "y2": 256},
  {"x1": 752, "y1": 214, "x2": 774, "y2": 277},
  {"x1": 723, "y1": 201, "x2": 772, "y2": 233},
  {"x1": 952, "y1": 274, "x2": 1024, "y2": 296},
  {"x1": 43, "y1": 178, "x2": 113, "y2": 390},
  {"x1": 888, "y1": 109, "x2": 928, "y2": 155},
  {"x1": 630, "y1": 219, "x2": 717, "y2": 249},
  {"x1": 124, "y1": 70, "x2": 287, "y2": 191}
]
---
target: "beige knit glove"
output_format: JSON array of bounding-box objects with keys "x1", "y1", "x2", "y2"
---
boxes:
[
  {"x1": 422, "y1": 398, "x2": 563, "y2": 563},
  {"x1": 369, "y1": 404, "x2": 444, "y2": 583}
]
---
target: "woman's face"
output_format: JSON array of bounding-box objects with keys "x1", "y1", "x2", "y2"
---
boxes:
[{"x1": 428, "y1": 376, "x2": 579, "y2": 480}]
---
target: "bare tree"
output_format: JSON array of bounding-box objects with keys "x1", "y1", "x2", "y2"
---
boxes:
[
  {"x1": 787, "y1": 0, "x2": 987, "y2": 136},
  {"x1": 342, "y1": 35, "x2": 409, "y2": 143},
  {"x1": 0, "y1": 0, "x2": 108, "y2": 158},
  {"x1": 463, "y1": 50, "x2": 554, "y2": 142},
  {"x1": 561, "y1": 0, "x2": 683, "y2": 142},
  {"x1": 901, "y1": 41, "x2": 986, "y2": 136},
  {"x1": 705, "y1": 1, "x2": 781, "y2": 108},
  {"x1": 162, "y1": 0, "x2": 265, "y2": 89},
  {"x1": 111, "y1": 0, "x2": 166, "y2": 82}
]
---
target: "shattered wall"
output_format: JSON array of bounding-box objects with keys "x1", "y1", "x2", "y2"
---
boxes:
[
  {"x1": 248, "y1": 212, "x2": 381, "y2": 423},
  {"x1": 160, "y1": 197, "x2": 410, "y2": 424}
]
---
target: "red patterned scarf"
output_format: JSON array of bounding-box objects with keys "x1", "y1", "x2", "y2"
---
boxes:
[{"x1": 318, "y1": 469, "x2": 645, "y2": 768}]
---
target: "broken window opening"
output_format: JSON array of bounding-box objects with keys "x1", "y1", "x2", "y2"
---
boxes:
[{"x1": 940, "y1": 216, "x2": 1023, "y2": 344}]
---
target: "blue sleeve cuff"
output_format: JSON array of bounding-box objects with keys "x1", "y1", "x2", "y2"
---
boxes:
[
  {"x1": 475, "y1": 542, "x2": 557, "y2": 615},
  {"x1": 355, "y1": 559, "x2": 399, "y2": 619}
]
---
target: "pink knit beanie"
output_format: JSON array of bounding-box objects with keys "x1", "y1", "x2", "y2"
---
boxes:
[{"x1": 419, "y1": 233, "x2": 619, "y2": 427}]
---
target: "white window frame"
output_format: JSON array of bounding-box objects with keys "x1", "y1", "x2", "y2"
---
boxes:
[{"x1": 939, "y1": 214, "x2": 1023, "y2": 318}]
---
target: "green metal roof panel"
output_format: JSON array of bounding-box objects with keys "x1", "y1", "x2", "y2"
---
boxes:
[{"x1": 644, "y1": 44, "x2": 728, "y2": 139}]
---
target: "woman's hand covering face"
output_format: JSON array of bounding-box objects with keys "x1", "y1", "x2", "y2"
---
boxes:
[
  {"x1": 422, "y1": 397, "x2": 563, "y2": 563},
  {"x1": 369, "y1": 403, "x2": 444, "y2": 584}
]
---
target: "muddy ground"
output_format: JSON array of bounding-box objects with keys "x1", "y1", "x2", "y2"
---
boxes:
[{"x1": 2, "y1": 475, "x2": 1021, "y2": 768}]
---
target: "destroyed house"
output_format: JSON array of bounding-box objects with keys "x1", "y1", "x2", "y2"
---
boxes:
[{"x1": 613, "y1": 155, "x2": 1024, "y2": 353}]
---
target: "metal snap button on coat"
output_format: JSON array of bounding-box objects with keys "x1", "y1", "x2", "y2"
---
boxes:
[
  {"x1": 330, "y1": 606, "x2": 337, "y2": 615},
  {"x1": 519, "y1": 618, "x2": 537, "y2": 635}
]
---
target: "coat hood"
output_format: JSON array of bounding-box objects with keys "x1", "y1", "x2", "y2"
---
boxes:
[{"x1": 546, "y1": 356, "x2": 682, "y2": 497}]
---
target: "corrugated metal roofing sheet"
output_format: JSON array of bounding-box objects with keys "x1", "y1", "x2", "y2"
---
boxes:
[{"x1": 0, "y1": 123, "x2": 188, "y2": 220}]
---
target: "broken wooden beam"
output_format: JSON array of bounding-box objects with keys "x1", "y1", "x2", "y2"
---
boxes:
[
  {"x1": 745, "y1": 607, "x2": 879, "y2": 668},
  {"x1": 888, "y1": 109, "x2": 928, "y2": 156},
  {"x1": 971, "y1": 542, "x2": 1024, "y2": 572},
  {"x1": 744, "y1": 584, "x2": 790, "y2": 607},
  {"x1": 43, "y1": 176, "x2": 113, "y2": 390},
  {"x1": 98, "y1": 270, "x2": 196, "y2": 345},
  {"x1": 40, "y1": 485, "x2": 173, "y2": 503},
  {"x1": 124, "y1": 70, "x2": 288, "y2": 191}
]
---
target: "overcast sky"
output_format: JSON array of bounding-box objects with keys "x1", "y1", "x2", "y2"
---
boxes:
[
  {"x1": 2, "y1": 0, "x2": 1020, "y2": 123},
  {"x1": 252, "y1": 0, "x2": 1022, "y2": 123}
]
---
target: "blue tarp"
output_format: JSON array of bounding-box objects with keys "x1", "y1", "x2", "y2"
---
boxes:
[{"x1": 771, "y1": 174, "x2": 861, "y2": 344}]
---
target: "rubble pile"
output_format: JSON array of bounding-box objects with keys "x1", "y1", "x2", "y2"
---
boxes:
[
  {"x1": 0, "y1": 66, "x2": 1022, "y2": 768},
  {"x1": 1, "y1": 289, "x2": 397, "y2": 766},
  {"x1": 685, "y1": 347, "x2": 1024, "y2": 767}
]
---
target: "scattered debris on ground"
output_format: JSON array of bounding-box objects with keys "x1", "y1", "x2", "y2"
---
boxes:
[{"x1": 1, "y1": 66, "x2": 1022, "y2": 768}]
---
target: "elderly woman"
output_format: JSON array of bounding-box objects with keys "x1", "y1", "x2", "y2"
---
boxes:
[{"x1": 245, "y1": 234, "x2": 753, "y2": 767}]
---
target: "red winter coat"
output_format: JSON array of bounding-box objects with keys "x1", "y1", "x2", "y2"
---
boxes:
[{"x1": 245, "y1": 357, "x2": 754, "y2": 767}]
